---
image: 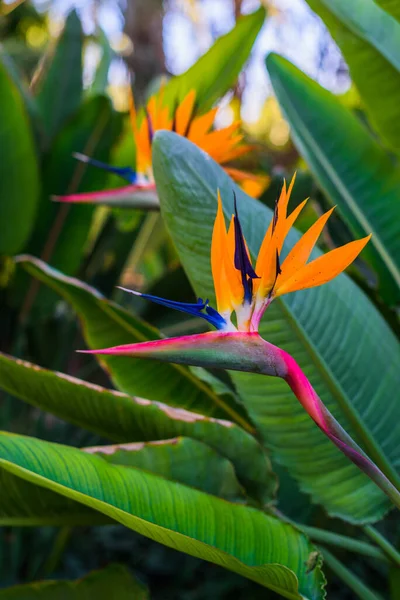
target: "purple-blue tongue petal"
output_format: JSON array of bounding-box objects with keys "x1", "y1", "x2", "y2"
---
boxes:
[
  {"x1": 73, "y1": 152, "x2": 138, "y2": 184},
  {"x1": 118, "y1": 287, "x2": 227, "y2": 330},
  {"x1": 233, "y1": 192, "x2": 259, "y2": 302}
]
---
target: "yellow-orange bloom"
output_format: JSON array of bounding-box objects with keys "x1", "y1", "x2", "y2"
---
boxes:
[
  {"x1": 211, "y1": 176, "x2": 371, "y2": 331},
  {"x1": 130, "y1": 88, "x2": 269, "y2": 197}
]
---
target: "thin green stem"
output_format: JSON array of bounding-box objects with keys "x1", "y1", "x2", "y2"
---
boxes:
[
  {"x1": 127, "y1": 212, "x2": 160, "y2": 274},
  {"x1": 268, "y1": 508, "x2": 388, "y2": 563},
  {"x1": 321, "y1": 547, "x2": 383, "y2": 600},
  {"x1": 363, "y1": 525, "x2": 400, "y2": 568},
  {"x1": 299, "y1": 524, "x2": 387, "y2": 563},
  {"x1": 41, "y1": 526, "x2": 72, "y2": 577}
]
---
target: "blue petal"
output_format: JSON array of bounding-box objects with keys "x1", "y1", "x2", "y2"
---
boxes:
[
  {"x1": 233, "y1": 192, "x2": 259, "y2": 303},
  {"x1": 73, "y1": 153, "x2": 137, "y2": 184},
  {"x1": 119, "y1": 288, "x2": 227, "y2": 330}
]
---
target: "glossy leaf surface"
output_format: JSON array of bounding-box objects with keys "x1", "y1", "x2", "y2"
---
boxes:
[
  {"x1": 0, "y1": 351, "x2": 273, "y2": 504},
  {"x1": 17, "y1": 256, "x2": 252, "y2": 430},
  {"x1": 0, "y1": 61, "x2": 39, "y2": 255},
  {"x1": 35, "y1": 10, "x2": 83, "y2": 142},
  {"x1": 163, "y1": 8, "x2": 265, "y2": 112},
  {"x1": 305, "y1": 0, "x2": 400, "y2": 154},
  {"x1": 0, "y1": 564, "x2": 149, "y2": 599},
  {"x1": 267, "y1": 53, "x2": 400, "y2": 303},
  {"x1": 152, "y1": 130, "x2": 400, "y2": 523},
  {"x1": 0, "y1": 432, "x2": 325, "y2": 600}
]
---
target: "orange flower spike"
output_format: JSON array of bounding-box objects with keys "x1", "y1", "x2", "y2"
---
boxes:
[
  {"x1": 188, "y1": 107, "x2": 219, "y2": 143},
  {"x1": 275, "y1": 234, "x2": 372, "y2": 297},
  {"x1": 61, "y1": 87, "x2": 269, "y2": 204},
  {"x1": 174, "y1": 90, "x2": 196, "y2": 136},
  {"x1": 254, "y1": 180, "x2": 287, "y2": 296},
  {"x1": 82, "y1": 187, "x2": 397, "y2": 513},
  {"x1": 278, "y1": 206, "x2": 336, "y2": 287},
  {"x1": 211, "y1": 191, "x2": 230, "y2": 315}
]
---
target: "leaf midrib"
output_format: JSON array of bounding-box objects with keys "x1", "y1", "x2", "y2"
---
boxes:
[{"x1": 0, "y1": 454, "x2": 309, "y2": 600}]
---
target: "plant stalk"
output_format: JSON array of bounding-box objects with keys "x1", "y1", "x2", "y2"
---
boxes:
[
  {"x1": 363, "y1": 525, "x2": 400, "y2": 568},
  {"x1": 321, "y1": 547, "x2": 383, "y2": 600},
  {"x1": 299, "y1": 524, "x2": 387, "y2": 563},
  {"x1": 280, "y1": 349, "x2": 400, "y2": 510}
]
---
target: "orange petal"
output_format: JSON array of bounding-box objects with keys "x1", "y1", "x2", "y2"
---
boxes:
[
  {"x1": 279, "y1": 206, "x2": 335, "y2": 285},
  {"x1": 188, "y1": 107, "x2": 219, "y2": 142},
  {"x1": 282, "y1": 198, "x2": 308, "y2": 238},
  {"x1": 224, "y1": 168, "x2": 270, "y2": 198},
  {"x1": 135, "y1": 118, "x2": 152, "y2": 175},
  {"x1": 198, "y1": 123, "x2": 241, "y2": 158},
  {"x1": 255, "y1": 180, "x2": 287, "y2": 277},
  {"x1": 175, "y1": 90, "x2": 196, "y2": 136},
  {"x1": 146, "y1": 96, "x2": 158, "y2": 128},
  {"x1": 128, "y1": 87, "x2": 138, "y2": 137},
  {"x1": 217, "y1": 142, "x2": 253, "y2": 164},
  {"x1": 275, "y1": 234, "x2": 372, "y2": 296},
  {"x1": 211, "y1": 191, "x2": 230, "y2": 313}
]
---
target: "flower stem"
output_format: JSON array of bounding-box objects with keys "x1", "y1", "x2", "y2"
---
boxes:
[
  {"x1": 299, "y1": 524, "x2": 387, "y2": 563},
  {"x1": 321, "y1": 547, "x2": 383, "y2": 600},
  {"x1": 363, "y1": 525, "x2": 400, "y2": 568},
  {"x1": 280, "y1": 349, "x2": 400, "y2": 510}
]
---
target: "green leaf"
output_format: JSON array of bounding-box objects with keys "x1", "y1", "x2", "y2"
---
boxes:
[
  {"x1": 0, "y1": 351, "x2": 273, "y2": 504},
  {"x1": 89, "y1": 29, "x2": 113, "y2": 97},
  {"x1": 0, "y1": 50, "x2": 44, "y2": 146},
  {"x1": 0, "y1": 564, "x2": 149, "y2": 599},
  {"x1": 374, "y1": 0, "x2": 400, "y2": 21},
  {"x1": 17, "y1": 256, "x2": 253, "y2": 431},
  {"x1": 304, "y1": 0, "x2": 400, "y2": 153},
  {"x1": 84, "y1": 437, "x2": 244, "y2": 500},
  {"x1": 266, "y1": 53, "x2": 400, "y2": 303},
  {"x1": 14, "y1": 96, "x2": 122, "y2": 316},
  {"x1": 163, "y1": 8, "x2": 265, "y2": 112},
  {"x1": 0, "y1": 61, "x2": 39, "y2": 255},
  {"x1": 152, "y1": 130, "x2": 400, "y2": 524},
  {"x1": 0, "y1": 432, "x2": 325, "y2": 600},
  {"x1": 35, "y1": 10, "x2": 83, "y2": 142},
  {"x1": 0, "y1": 466, "x2": 107, "y2": 527}
]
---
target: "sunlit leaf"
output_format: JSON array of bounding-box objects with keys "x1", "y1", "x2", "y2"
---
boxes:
[
  {"x1": 0, "y1": 432, "x2": 325, "y2": 600},
  {"x1": 267, "y1": 53, "x2": 400, "y2": 304},
  {"x1": 0, "y1": 61, "x2": 39, "y2": 255},
  {"x1": 152, "y1": 130, "x2": 400, "y2": 524}
]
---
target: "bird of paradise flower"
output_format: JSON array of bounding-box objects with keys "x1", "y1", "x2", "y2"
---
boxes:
[
  {"x1": 80, "y1": 177, "x2": 400, "y2": 509},
  {"x1": 54, "y1": 88, "x2": 269, "y2": 206}
]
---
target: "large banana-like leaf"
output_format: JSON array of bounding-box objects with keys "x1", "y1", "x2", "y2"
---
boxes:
[
  {"x1": 0, "y1": 564, "x2": 149, "y2": 599},
  {"x1": 0, "y1": 466, "x2": 105, "y2": 526},
  {"x1": 34, "y1": 10, "x2": 83, "y2": 142},
  {"x1": 17, "y1": 256, "x2": 252, "y2": 430},
  {"x1": 0, "y1": 352, "x2": 273, "y2": 504},
  {"x1": 162, "y1": 8, "x2": 265, "y2": 112},
  {"x1": 12, "y1": 96, "x2": 122, "y2": 317},
  {"x1": 0, "y1": 432, "x2": 325, "y2": 600},
  {"x1": 0, "y1": 437, "x2": 243, "y2": 526},
  {"x1": 375, "y1": 0, "x2": 400, "y2": 21},
  {"x1": 84, "y1": 437, "x2": 243, "y2": 500},
  {"x1": 0, "y1": 61, "x2": 39, "y2": 255},
  {"x1": 152, "y1": 131, "x2": 400, "y2": 524},
  {"x1": 267, "y1": 53, "x2": 400, "y2": 303},
  {"x1": 304, "y1": 0, "x2": 400, "y2": 153}
]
